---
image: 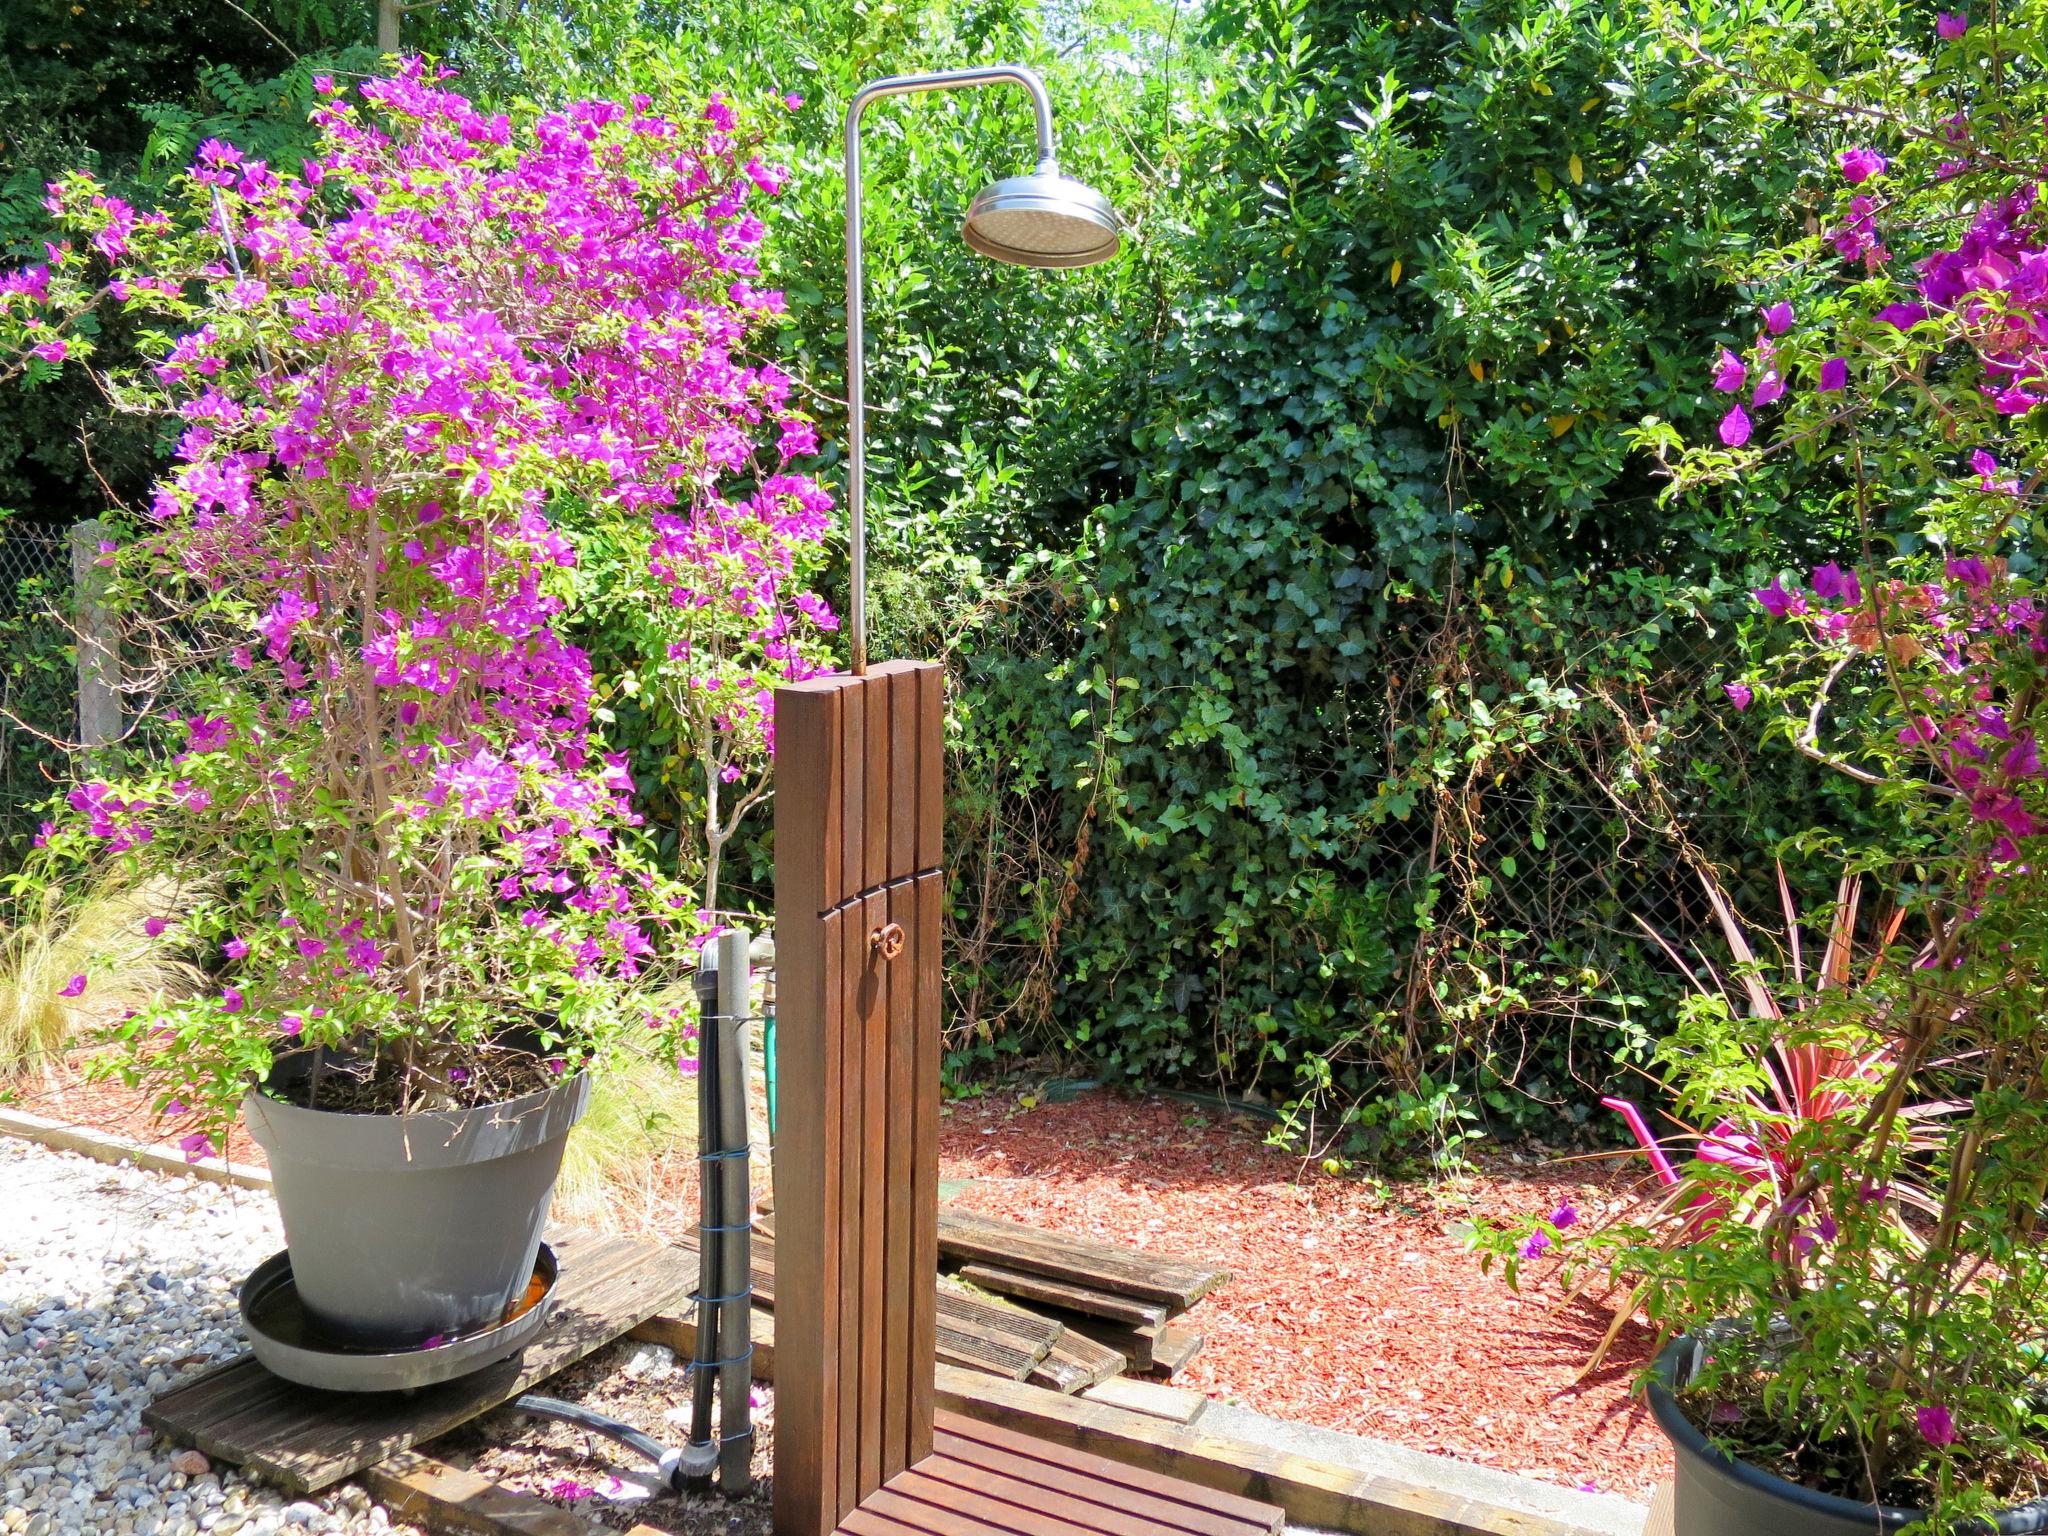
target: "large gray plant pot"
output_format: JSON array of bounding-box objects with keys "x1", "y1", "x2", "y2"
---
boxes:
[
  {"x1": 1649, "y1": 1335, "x2": 2048, "y2": 1536},
  {"x1": 242, "y1": 1073, "x2": 590, "y2": 1349}
]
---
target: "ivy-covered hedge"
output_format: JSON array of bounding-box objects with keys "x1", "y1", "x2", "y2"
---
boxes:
[{"x1": 0, "y1": 0, "x2": 1908, "y2": 1159}]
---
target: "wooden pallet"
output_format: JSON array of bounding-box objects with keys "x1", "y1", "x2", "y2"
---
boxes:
[
  {"x1": 143, "y1": 1230, "x2": 691, "y2": 1494},
  {"x1": 678, "y1": 1228, "x2": 1064, "y2": 1385}
]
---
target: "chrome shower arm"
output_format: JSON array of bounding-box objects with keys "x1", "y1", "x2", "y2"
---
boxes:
[{"x1": 843, "y1": 65, "x2": 1055, "y2": 676}]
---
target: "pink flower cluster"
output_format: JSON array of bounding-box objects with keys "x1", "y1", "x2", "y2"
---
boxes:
[{"x1": 1, "y1": 63, "x2": 836, "y2": 1059}]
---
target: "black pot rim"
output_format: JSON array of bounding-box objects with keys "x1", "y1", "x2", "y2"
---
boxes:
[{"x1": 1648, "y1": 1335, "x2": 2048, "y2": 1535}]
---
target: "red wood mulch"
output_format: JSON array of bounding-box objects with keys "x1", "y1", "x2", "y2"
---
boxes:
[
  {"x1": 6, "y1": 1059, "x2": 1666, "y2": 1500},
  {"x1": 937, "y1": 1089, "x2": 1669, "y2": 1501}
]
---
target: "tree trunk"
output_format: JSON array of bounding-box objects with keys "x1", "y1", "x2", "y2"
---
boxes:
[{"x1": 377, "y1": 0, "x2": 401, "y2": 51}]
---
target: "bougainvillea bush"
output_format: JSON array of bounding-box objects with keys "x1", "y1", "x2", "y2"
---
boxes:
[
  {"x1": 1493, "y1": 2, "x2": 2048, "y2": 1521},
  {"x1": 0, "y1": 61, "x2": 833, "y2": 1137}
]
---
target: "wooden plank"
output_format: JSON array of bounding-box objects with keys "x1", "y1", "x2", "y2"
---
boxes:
[
  {"x1": 882, "y1": 876, "x2": 916, "y2": 1479},
  {"x1": 884, "y1": 1466, "x2": 1132, "y2": 1536},
  {"x1": 910, "y1": 867, "x2": 943, "y2": 1463},
  {"x1": 1028, "y1": 1331, "x2": 1123, "y2": 1394},
  {"x1": 626, "y1": 1302, "x2": 774, "y2": 1377},
  {"x1": 863, "y1": 665, "x2": 890, "y2": 893},
  {"x1": 1081, "y1": 1378, "x2": 1209, "y2": 1427},
  {"x1": 358, "y1": 1451, "x2": 599, "y2": 1536},
  {"x1": 1061, "y1": 1319, "x2": 1155, "y2": 1373},
  {"x1": 772, "y1": 677, "x2": 842, "y2": 1536},
  {"x1": 143, "y1": 1232, "x2": 691, "y2": 1495},
  {"x1": 857, "y1": 883, "x2": 889, "y2": 1500},
  {"x1": 1645, "y1": 1484, "x2": 1672, "y2": 1536},
  {"x1": 926, "y1": 1431, "x2": 1268, "y2": 1536},
  {"x1": 958, "y1": 1265, "x2": 1167, "y2": 1330},
  {"x1": 936, "y1": 1281, "x2": 1065, "y2": 1357},
  {"x1": 1148, "y1": 1326, "x2": 1203, "y2": 1379},
  {"x1": 888, "y1": 663, "x2": 919, "y2": 878},
  {"x1": 935, "y1": 1209, "x2": 1229, "y2": 1313},
  {"x1": 860, "y1": 1485, "x2": 1020, "y2": 1536},
  {"x1": 915, "y1": 663, "x2": 943, "y2": 872},
  {"x1": 935, "y1": 1369, "x2": 1601, "y2": 1536},
  {"x1": 837, "y1": 900, "x2": 866, "y2": 1518}
]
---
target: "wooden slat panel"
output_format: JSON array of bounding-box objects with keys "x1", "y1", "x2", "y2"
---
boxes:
[
  {"x1": 934, "y1": 1411, "x2": 1284, "y2": 1532},
  {"x1": 916, "y1": 663, "x2": 943, "y2": 873},
  {"x1": 840, "y1": 676, "x2": 866, "y2": 912},
  {"x1": 142, "y1": 1233, "x2": 691, "y2": 1495},
  {"x1": 859, "y1": 1486, "x2": 1016, "y2": 1536},
  {"x1": 911, "y1": 867, "x2": 942, "y2": 1460},
  {"x1": 934, "y1": 1211, "x2": 1229, "y2": 1312},
  {"x1": 837, "y1": 899, "x2": 867, "y2": 1517},
  {"x1": 929, "y1": 1431, "x2": 1266, "y2": 1536},
  {"x1": 885, "y1": 1466, "x2": 1131, "y2": 1536}
]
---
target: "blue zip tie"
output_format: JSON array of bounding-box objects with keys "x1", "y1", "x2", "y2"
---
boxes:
[
  {"x1": 697, "y1": 1220, "x2": 753, "y2": 1234},
  {"x1": 698, "y1": 1148, "x2": 749, "y2": 1162}
]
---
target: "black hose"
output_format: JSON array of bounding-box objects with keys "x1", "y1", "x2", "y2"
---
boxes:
[{"x1": 509, "y1": 1393, "x2": 715, "y2": 1489}]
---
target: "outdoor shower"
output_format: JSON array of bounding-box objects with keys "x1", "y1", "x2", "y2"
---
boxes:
[{"x1": 842, "y1": 63, "x2": 1123, "y2": 675}]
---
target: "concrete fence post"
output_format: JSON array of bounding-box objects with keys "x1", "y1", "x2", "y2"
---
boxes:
[{"x1": 67, "y1": 520, "x2": 120, "y2": 749}]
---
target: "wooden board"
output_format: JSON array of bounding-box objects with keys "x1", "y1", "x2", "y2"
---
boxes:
[
  {"x1": 1149, "y1": 1326, "x2": 1203, "y2": 1379},
  {"x1": 358, "y1": 1451, "x2": 601, "y2": 1536},
  {"x1": 1645, "y1": 1482, "x2": 1673, "y2": 1536},
  {"x1": 1081, "y1": 1377, "x2": 1209, "y2": 1426},
  {"x1": 143, "y1": 1231, "x2": 691, "y2": 1495},
  {"x1": 1028, "y1": 1330, "x2": 1124, "y2": 1395},
  {"x1": 957, "y1": 1263, "x2": 1168, "y2": 1330},
  {"x1": 934, "y1": 1209, "x2": 1229, "y2": 1313}
]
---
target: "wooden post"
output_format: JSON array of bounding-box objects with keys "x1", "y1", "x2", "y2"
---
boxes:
[
  {"x1": 67, "y1": 520, "x2": 120, "y2": 750},
  {"x1": 771, "y1": 662, "x2": 943, "y2": 1536}
]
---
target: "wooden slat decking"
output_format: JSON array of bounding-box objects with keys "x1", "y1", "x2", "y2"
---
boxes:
[
  {"x1": 142, "y1": 1230, "x2": 691, "y2": 1494},
  {"x1": 828, "y1": 1412, "x2": 1281, "y2": 1536}
]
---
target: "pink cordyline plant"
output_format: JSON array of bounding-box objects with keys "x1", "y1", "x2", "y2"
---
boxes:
[{"x1": 0, "y1": 62, "x2": 835, "y2": 1127}]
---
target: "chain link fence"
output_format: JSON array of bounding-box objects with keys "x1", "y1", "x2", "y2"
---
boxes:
[{"x1": 0, "y1": 521, "x2": 78, "y2": 853}]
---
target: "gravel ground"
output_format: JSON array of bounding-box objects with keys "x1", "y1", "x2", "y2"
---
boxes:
[{"x1": 0, "y1": 1137, "x2": 433, "y2": 1536}]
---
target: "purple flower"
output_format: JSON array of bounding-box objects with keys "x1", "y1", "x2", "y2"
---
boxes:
[
  {"x1": 220, "y1": 988, "x2": 245, "y2": 1014},
  {"x1": 782, "y1": 93, "x2": 803, "y2": 110},
  {"x1": 1948, "y1": 557, "x2": 1992, "y2": 588},
  {"x1": 1711, "y1": 349, "x2": 1747, "y2": 392},
  {"x1": 1762, "y1": 301, "x2": 1794, "y2": 335},
  {"x1": 2005, "y1": 735, "x2": 2042, "y2": 780},
  {"x1": 1916, "y1": 1405, "x2": 1957, "y2": 1448},
  {"x1": 1819, "y1": 356, "x2": 1848, "y2": 392},
  {"x1": 1877, "y1": 302, "x2": 1927, "y2": 331},
  {"x1": 420, "y1": 1333, "x2": 448, "y2": 1350},
  {"x1": 297, "y1": 937, "x2": 328, "y2": 957},
  {"x1": 1811, "y1": 563, "x2": 1861, "y2": 604},
  {"x1": 1751, "y1": 369, "x2": 1785, "y2": 408},
  {"x1": 279, "y1": 1015, "x2": 303, "y2": 1037},
  {"x1": 448, "y1": 1067, "x2": 469, "y2": 1084},
  {"x1": 1519, "y1": 1232, "x2": 1551, "y2": 1260},
  {"x1": 1753, "y1": 580, "x2": 1800, "y2": 617},
  {"x1": 60, "y1": 974, "x2": 87, "y2": 998},
  {"x1": 347, "y1": 938, "x2": 384, "y2": 973},
  {"x1": 1718, "y1": 405, "x2": 1752, "y2": 447},
  {"x1": 1837, "y1": 148, "x2": 1887, "y2": 184},
  {"x1": 1550, "y1": 1202, "x2": 1578, "y2": 1229},
  {"x1": 1724, "y1": 682, "x2": 1753, "y2": 712},
  {"x1": 31, "y1": 340, "x2": 67, "y2": 364},
  {"x1": 165, "y1": 1098, "x2": 189, "y2": 1115},
  {"x1": 1936, "y1": 11, "x2": 1969, "y2": 38},
  {"x1": 547, "y1": 1479, "x2": 596, "y2": 1502},
  {"x1": 178, "y1": 1131, "x2": 216, "y2": 1163},
  {"x1": 223, "y1": 937, "x2": 249, "y2": 960}
]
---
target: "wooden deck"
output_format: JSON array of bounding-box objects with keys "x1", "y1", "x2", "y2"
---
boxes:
[{"x1": 834, "y1": 1412, "x2": 1282, "y2": 1536}]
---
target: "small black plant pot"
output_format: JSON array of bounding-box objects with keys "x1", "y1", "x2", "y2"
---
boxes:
[{"x1": 1648, "y1": 1336, "x2": 2048, "y2": 1536}]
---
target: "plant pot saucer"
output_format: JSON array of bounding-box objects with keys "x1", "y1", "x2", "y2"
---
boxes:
[{"x1": 239, "y1": 1243, "x2": 558, "y2": 1393}]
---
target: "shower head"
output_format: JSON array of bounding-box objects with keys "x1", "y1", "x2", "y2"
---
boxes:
[{"x1": 963, "y1": 165, "x2": 1121, "y2": 269}]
